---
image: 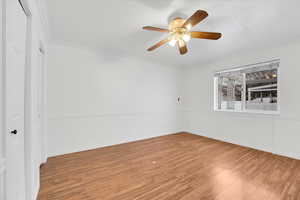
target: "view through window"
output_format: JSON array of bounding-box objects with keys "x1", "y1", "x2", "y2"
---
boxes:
[{"x1": 214, "y1": 60, "x2": 279, "y2": 113}]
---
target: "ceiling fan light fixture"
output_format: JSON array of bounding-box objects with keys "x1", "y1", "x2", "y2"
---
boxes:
[
  {"x1": 168, "y1": 39, "x2": 177, "y2": 47},
  {"x1": 143, "y1": 10, "x2": 222, "y2": 55},
  {"x1": 186, "y1": 24, "x2": 192, "y2": 30},
  {"x1": 182, "y1": 34, "x2": 191, "y2": 42}
]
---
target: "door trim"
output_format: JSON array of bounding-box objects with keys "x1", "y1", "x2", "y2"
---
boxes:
[
  {"x1": 38, "y1": 42, "x2": 48, "y2": 164},
  {"x1": 18, "y1": 1, "x2": 35, "y2": 200},
  {"x1": 0, "y1": 158, "x2": 5, "y2": 174}
]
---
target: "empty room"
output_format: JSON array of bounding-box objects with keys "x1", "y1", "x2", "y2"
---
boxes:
[{"x1": 1, "y1": 0, "x2": 300, "y2": 199}]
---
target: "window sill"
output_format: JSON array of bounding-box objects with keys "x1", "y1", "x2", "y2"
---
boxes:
[{"x1": 214, "y1": 109, "x2": 280, "y2": 115}]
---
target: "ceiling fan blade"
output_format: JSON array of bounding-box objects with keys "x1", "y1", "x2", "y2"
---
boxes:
[
  {"x1": 191, "y1": 31, "x2": 222, "y2": 40},
  {"x1": 177, "y1": 39, "x2": 188, "y2": 55},
  {"x1": 183, "y1": 10, "x2": 208, "y2": 28},
  {"x1": 147, "y1": 38, "x2": 171, "y2": 51},
  {"x1": 143, "y1": 26, "x2": 169, "y2": 33}
]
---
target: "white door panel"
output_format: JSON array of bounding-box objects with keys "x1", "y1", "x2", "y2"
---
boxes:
[
  {"x1": 0, "y1": 0, "x2": 4, "y2": 198},
  {"x1": 6, "y1": 0, "x2": 27, "y2": 199}
]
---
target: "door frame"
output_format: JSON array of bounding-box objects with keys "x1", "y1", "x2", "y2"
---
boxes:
[
  {"x1": 38, "y1": 42, "x2": 48, "y2": 164},
  {"x1": 2, "y1": 0, "x2": 33, "y2": 199},
  {"x1": 21, "y1": 0, "x2": 34, "y2": 199}
]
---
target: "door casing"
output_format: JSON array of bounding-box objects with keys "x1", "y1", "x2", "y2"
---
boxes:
[
  {"x1": 2, "y1": 0, "x2": 38, "y2": 199},
  {"x1": 2, "y1": 0, "x2": 47, "y2": 198}
]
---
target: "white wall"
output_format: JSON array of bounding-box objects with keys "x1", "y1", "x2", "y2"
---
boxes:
[
  {"x1": 47, "y1": 41, "x2": 300, "y2": 161},
  {"x1": 47, "y1": 43, "x2": 183, "y2": 157},
  {"x1": 182, "y1": 41, "x2": 300, "y2": 160}
]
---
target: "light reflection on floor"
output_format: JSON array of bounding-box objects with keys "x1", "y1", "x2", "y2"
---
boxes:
[{"x1": 211, "y1": 167, "x2": 281, "y2": 200}]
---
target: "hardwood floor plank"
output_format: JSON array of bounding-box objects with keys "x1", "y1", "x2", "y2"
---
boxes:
[{"x1": 38, "y1": 133, "x2": 300, "y2": 200}]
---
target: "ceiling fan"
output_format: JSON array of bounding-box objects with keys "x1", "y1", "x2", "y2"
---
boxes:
[{"x1": 143, "y1": 10, "x2": 222, "y2": 55}]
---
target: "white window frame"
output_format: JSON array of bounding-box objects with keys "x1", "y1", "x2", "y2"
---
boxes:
[{"x1": 214, "y1": 59, "x2": 280, "y2": 115}]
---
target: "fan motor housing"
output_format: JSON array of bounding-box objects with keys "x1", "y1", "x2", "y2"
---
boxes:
[{"x1": 169, "y1": 18, "x2": 186, "y2": 30}]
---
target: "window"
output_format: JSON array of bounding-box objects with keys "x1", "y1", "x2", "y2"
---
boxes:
[{"x1": 214, "y1": 60, "x2": 279, "y2": 114}]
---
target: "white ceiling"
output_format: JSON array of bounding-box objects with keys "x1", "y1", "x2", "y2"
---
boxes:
[{"x1": 45, "y1": 0, "x2": 300, "y2": 66}]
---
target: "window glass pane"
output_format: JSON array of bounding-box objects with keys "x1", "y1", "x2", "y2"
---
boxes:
[
  {"x1": 214, "y1": 60, "x2": 279, "y2": 113},
  {"x1": 245, "y1": 66, "x2": 278, "y2": 111},
  {"x1": 216, "y1": 72, "x2": 243, "y2": 111}
]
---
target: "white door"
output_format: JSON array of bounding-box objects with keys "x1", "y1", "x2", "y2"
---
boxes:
[
  {"x1": 0, "y1": 0, "x2": 5, "y2": 199},
  {"x1": 5, "y1": 0, "x2": 27, "y2": 199}
]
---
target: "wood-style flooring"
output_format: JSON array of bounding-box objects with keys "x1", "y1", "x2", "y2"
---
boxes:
[{"x1": 38, "y1": 133, "x2": 300, "y2": 200}]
